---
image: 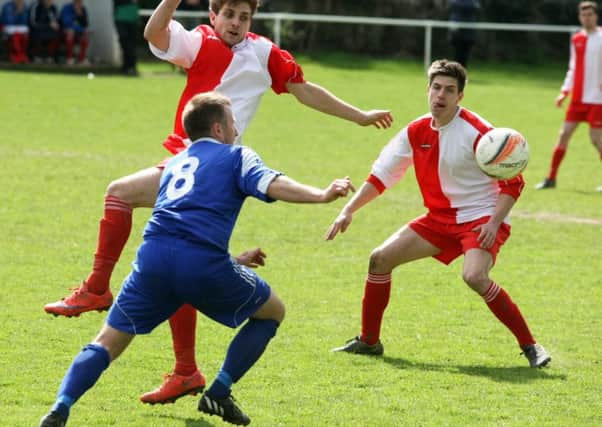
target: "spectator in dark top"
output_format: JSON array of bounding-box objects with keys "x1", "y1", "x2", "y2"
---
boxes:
[
  {"x1": 113, "y1": 0, "x2": 139, "y2": 76},
  {"x1": 1, "y1": 0, "x2": 30, "y2": 64},
  {"x1": 29, "y1": 0, "x2": 60, "y2": 63},
  {"x1": 60, "y1": 0, "x2": 89, "y2": 65},
  {"x1": 448, "y1": 0, "x2": 480, "y2": 67}
]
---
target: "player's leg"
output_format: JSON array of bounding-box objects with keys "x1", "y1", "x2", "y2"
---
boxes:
[
  {"x1": 587, "y1": 106, "x2": 602, "y2": 191},
  {"x1": 44, "y1": 166, "x2": 162, "y2": 317},
  {"x1": 332, "y1": 224, "x2": 440, "y2": 354},
  {"x1": 536, "y1": 120, "x2": 579, "y2": 189},
  {"x1": 197, "y1": 262, "x2": 280, "y2": 425},
  {"x1": 140, "y1": 304, "x2": 205, "y2": 405},
  {"x1": 589, "y1": 126, "x2": 602, "y2": 191},
  {"x1": 39, "y1": 325, "x2": 135, "y2": 427},
  {"x1": 463, "y1": 248, "x2": 550, "y2": 368}
]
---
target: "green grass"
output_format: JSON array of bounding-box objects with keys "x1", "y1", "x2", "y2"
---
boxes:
[{"x1": 1, "y1": 56, "x2": 601, "y2": 426}]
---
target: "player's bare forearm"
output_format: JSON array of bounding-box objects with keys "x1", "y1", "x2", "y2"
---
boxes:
[
  {"x1": 287, "y1": 81, "x2": 393, "y2": 129},
  {"x1": 144, "y1": 0, "x2": 180, "y2": 51},
  {"x1": 267, "y1": 175, "x2": 354, "y2": 203},
  {"x1": 490, "y1": 193, "x2": 516, "y2": 227},
  {"x1": 324, "y1": 182, "x2": 380, "y2": 240}
]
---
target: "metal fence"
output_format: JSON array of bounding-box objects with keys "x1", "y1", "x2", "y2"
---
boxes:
[{"x1": 139, "y1": 10, "x2": 579, "y2": 70}]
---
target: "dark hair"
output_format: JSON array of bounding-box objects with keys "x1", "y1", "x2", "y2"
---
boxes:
[
  {"x1": 182, "y1": 92, "x2": 231, "y2": 141},
  {"x1": 427, "y1": 59, "x2": 467, "y2": 93},
  {"x1": 210, "y1": 0, "x2": 259, "y2": 15},
  {"x1": 579, "y1": 1, "x2": 598, "y2": 13}
]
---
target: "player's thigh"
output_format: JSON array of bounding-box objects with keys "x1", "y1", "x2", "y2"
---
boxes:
[
  {"x1": 558, "y1": 121, "x2": 580, "y2": 143},
  {"x1": 370, "y1": 224, "x2": 440, "y2": 273},
  {"x1": 106, "y1": 166, "x2": 162, "y2": 207},
  {"x1": 177, "y1": 254, "x2": 273, "y2": 328}
]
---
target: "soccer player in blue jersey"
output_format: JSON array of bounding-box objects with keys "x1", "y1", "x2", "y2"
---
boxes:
[{"x1": 39, "y1": 91, "x2": 355, "y2": 427}]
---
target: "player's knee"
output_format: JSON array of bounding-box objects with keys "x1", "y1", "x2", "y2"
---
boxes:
[
  {"x1": 369, "y1": 248, "x2": 390, "y2": 273},
  {"x1": 462, "y1": 270, "x2": 489, "y2": 291},
  {"x1": 106, "y1": 178, "x2": 130, "y2": 200}
]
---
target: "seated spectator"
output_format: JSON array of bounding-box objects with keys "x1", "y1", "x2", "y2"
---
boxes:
[
  {"x1": 1, "y1": 0, "x2": 30, "y2": 64},
  {"x1": 29, "y1": 0, "x2": 60, "y2": 63},
  {"x1": 59, "y1": 0, "x2": 89, "y2": 65}
]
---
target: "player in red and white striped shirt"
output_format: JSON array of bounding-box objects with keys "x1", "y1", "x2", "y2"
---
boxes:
[
  {"x1": 536, "y1": 1, "x2": 602, "y2": 191},
  {"x1": 327, "y1": 59, "x2": 551, "y2": 368},
  {"x1": 44, "y1": 0, "x2": 393, "y2": 405}
]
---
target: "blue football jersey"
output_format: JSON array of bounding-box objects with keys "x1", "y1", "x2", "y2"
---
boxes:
[{"x1": 144, "y1": 138, "x2": 281, "y2": 251}]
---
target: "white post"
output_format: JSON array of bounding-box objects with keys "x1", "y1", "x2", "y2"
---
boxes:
[
  {"x1": 274, "y1": 15, "x2": 282, "y2": 46},
  {"x1": 424, "y1": 23, "x2": 432, "y2": 72}
]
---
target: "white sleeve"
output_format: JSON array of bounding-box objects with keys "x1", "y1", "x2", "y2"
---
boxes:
[
  {"x1": 561, "y1": 39, "x2": 576, "y2": 93},
  {"x1": 370, "y1": 127, "x2": 413, "y2": 188},
  {"x1": 148, "y1": 20, "x2": 203, "y2": 69}
]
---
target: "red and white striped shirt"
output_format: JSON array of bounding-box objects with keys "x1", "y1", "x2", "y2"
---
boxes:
[
  {"x1": 368, "y1": 107, "x2": 524, "y2": 225},
  {"x1": 150, "y1": 21, "x2": 305, "y2": 152},
  {"x1": 561, "y1": 27, "x2": 602, "y2": 104}
]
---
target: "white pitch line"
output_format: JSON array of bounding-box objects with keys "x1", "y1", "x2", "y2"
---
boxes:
[{"x1": 514, "y1": 211, "x2": 602, "y2": 226}]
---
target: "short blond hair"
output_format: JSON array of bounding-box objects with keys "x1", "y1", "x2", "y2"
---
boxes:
[{"x1": 182, "y1": 92, "x2": 232, "y2": 141}]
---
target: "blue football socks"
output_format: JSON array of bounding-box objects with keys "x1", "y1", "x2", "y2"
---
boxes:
[
  {"x1": 207, "y1": 319, "x2": 279, "y2": 399},
  {"x1": 51, "y1": 343, "x2": 110, "y2": 421}
]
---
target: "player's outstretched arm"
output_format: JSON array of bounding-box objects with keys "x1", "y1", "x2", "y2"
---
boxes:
[
  {"x1": 235, "y1": 247, "x2": 266, "y2": 268},
  {"x1": 286, "y1": 81, "x2": 393, "y2": 129},
  {"x1": 266, "y1": 175, "x2": 355, "y2": 203},
  {"x1": 324, "y1": 181, "x2": 381, "y2": 241},
  {"x1": 144, "y1": 0, "x2": 181, "y2": 51}
]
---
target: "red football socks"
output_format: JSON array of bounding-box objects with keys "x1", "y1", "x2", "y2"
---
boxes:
[
  {"x1": 170, "y1": 304, "x2": 198, "y2": 376},
  {"x1": 84, "y1": 196, "x2": 132, "y2": 295},
  {"x1": 548, "y1": 145, "x2": 567, "y2": 180},
  {"x1": 360, "y1": 272, "x2": 392, "y2": 345},
  {"x1": 482, "y1": 282, "x2": 535, "y2": 347}
]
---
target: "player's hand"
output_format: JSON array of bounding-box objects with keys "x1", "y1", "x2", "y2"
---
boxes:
[
  {"x1": 357, "y1": 110, "x2": 394, "y2": 129},
  {"x1": 322, "y1": 176, "x2": 356, "y2": 202},
  {"x1": 555, "y1": 92, "x2": 567, "y2": 108},
  {"x1": 473, "y1": 221, "x2": 500, "y2": 249},
  {"x1": 325, "y1": 209, "x2": 353, "y2": 241},
  {"x1": 235, "y1": 247, "x2": 266, "y2": 268}
]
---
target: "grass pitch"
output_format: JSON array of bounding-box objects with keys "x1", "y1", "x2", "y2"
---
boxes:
[{"x1": 1, "y1": 56, "x2": 601, "y2": 426}]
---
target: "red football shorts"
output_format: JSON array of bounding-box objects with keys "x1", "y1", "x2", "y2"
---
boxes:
[
  {"x1": 565, "y1": 102, "x2": 602, "y2": 128},
  {"x1": 409, "y1": 214, "x2": 511, "y2": 265}
]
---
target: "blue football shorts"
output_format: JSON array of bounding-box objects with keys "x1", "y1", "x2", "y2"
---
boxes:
[{"x1": 107, "y1": 238, "x2": 271, "y2": 334}]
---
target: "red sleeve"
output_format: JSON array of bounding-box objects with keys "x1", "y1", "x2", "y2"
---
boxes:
[
  {"x1": 497, "y1": 174, "x2": 525, "y2": 200},
  {"x1": 366, "y1": 174, "x2": 386, "y2": 194},
  {"x1": 267, "y1": 45, "x2": 305, "y2": 94}
]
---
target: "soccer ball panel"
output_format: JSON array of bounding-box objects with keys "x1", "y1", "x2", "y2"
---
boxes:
[{"x1": 475, "y1": 128, "x2": 529, "y2": 180}]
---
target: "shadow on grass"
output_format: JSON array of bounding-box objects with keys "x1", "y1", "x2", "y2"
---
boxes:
[
  {"x1": 383, "y1": 355, "x2": 567, "y2": 383},
  {"x1": 143, "y1": 413, "x2": 217, "y2": 426}
]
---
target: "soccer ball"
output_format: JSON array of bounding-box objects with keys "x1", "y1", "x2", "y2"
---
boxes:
[{"x1": 475, "y1": 128, "x2": 529, "y2": 180}]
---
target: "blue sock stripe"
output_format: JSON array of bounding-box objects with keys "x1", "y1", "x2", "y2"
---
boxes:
[
  {"x1": 216, "y1": 370, "x2": 233, "y2": 389},
  {"x1": 56, "y1": 395, "x2": 75, "y2": 408}
]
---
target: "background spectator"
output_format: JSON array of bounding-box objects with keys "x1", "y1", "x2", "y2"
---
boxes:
[
  {"x1": 1, "y1": 0, "x2": 29, "y2": 64},
  {"x1": 29, "y1": 0, "x2": 60, "y2": 64},
  {"x1": 448, "y1": 0, "x2": 481, "y2": 67},
  {"x1": 113, "y1": 0, "x2": 139, "y2": 76},
  {"x1": 59, "y1": 0, "x2": 89, "y2": 65}
]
